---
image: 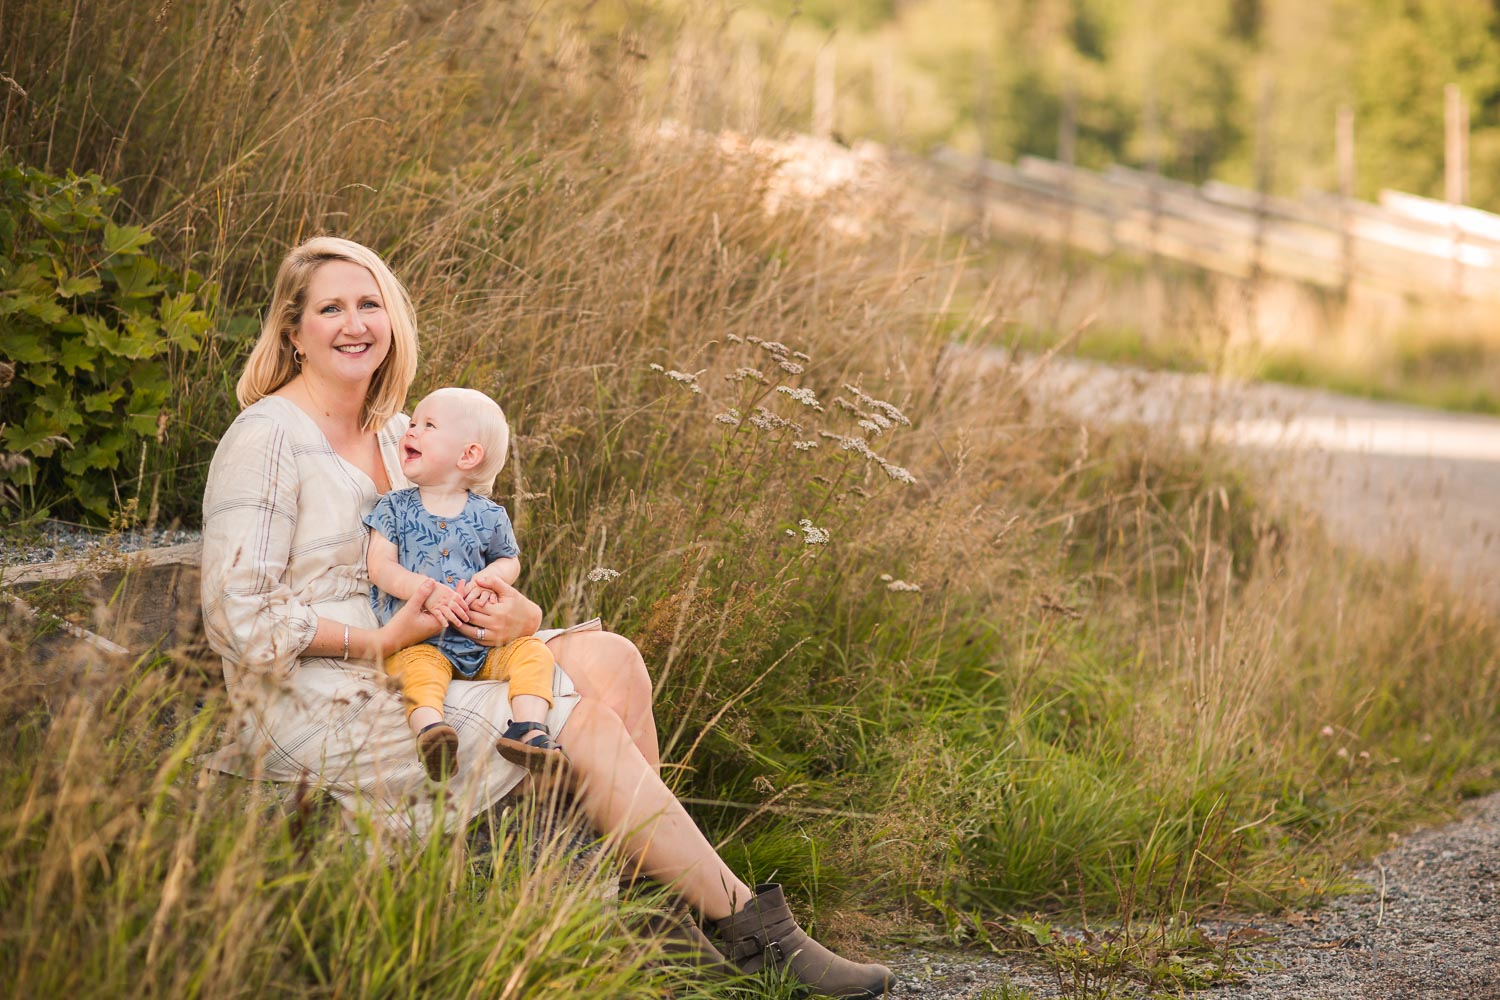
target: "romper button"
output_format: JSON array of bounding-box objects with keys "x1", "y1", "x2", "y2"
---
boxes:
[
  {"x1": 441, "y1": 548, "x2": 449, "y2": 556},
  {"x1": 438, "y1": 521, "x2": 447, "y2": 529}
]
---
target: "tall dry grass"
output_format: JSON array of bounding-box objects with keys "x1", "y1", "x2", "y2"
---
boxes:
[
  {"x1": 0, "y1": 634, "x2": 710, "y2": 998},
  {"x1": 2, "y1": 0, "x2": 1498, "y2": 989}
]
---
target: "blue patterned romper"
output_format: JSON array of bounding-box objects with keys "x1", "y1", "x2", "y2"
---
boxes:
[{"x1": 363, "y1": 488, "x2": 519, "y2": 678}]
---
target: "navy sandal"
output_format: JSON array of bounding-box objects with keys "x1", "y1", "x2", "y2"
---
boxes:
[
  {"x1": 496, "y1": 720, "x2": 570, "y2": 776},
  {"x1": 417, "y1": 721, "x2": 460, "y2": 782}
]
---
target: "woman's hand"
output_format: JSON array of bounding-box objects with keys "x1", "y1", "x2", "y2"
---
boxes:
[
  {"x1": 451, "y1": 576, "x2": 541, "y2": 647},
  {"x1": 376, "y1": 579, "x2": 444, "y2": 656}
]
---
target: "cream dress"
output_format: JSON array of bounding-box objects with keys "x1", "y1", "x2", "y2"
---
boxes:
[{"x1": 200, "y1": 395, "x2": 591, "y2": 840}]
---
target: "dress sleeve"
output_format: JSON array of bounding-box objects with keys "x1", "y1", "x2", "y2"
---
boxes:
[
  {"x1": 363, "y1": 493, "x2": 400, "y2": 543},
  {"x1": 486, "y1": 505, "x2": 520, "y2": 561},
  {"x1": 200, "y1": 411, "x2": 320, "y2": 675}
]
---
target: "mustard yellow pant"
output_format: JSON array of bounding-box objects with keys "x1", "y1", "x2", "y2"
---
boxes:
[{"x1": 384, "y1": 636, "x2": 555, "y2": 720}]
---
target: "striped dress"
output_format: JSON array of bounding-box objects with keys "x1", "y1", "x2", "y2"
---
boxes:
[{"x1": 199, "y1": 395, "x2": 589, "y2": 840}]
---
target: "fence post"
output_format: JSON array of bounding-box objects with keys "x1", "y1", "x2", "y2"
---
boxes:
[
  {"x1": 1144, "y1": 85, "x2": 1161, "y2": 261},
  {"x1": 735, "y1": 39, "x2": 761, "y2": 135},
  {"x1": 1445, "y1": 83, "x2": 1469, "y2": 298},
  {"x1": 1059, "y1": 81, "x2": 1077, "y2": 248},
  {"x1": 971, "y1": 50, "x2": 991, "y2": 238},
  {"x1": 813, "y1": 43, "x2": 836, "y2": 140},
  {"x1": 876, "y1": 41, "x2": 899, "y2": 144},
  {"x1": 1337, "y1": 104, "x2": 1356, "y2": 296},
  {"x1": 1251, "y1": 74, "x2": 1274, "y2": 287}
]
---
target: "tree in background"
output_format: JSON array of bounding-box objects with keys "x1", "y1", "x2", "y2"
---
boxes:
[
  {"x1": 1351, "y1": 0, "x2": 1500, "y2": 205},
  {"x1": 720, "y1": 0, "x2": 1500, "y2": 212}
]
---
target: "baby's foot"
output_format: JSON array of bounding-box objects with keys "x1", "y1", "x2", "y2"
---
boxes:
[
  {"x1": 417, "y1": 721, "x2": 460, "y2": 781},
  {"x1": 496, "y1": 720, "x2": 570, "y2": 777}
]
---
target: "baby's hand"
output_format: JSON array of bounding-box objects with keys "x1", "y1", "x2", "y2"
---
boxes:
[
  {"x1": 422, "y1": 583, "x2": 470, "y2": 627},
  {"x1": 466, "y1": 585, "x2": 497, "y2": 609}
]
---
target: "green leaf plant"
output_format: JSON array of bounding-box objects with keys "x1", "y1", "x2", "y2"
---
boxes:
[{"x1": 0, "y1": 158, "x2": 214, "y2": 521}]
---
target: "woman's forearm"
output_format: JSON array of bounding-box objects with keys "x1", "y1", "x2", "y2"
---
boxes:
[{"x1": 302, "y1": 618, "x2": 392, "y2": 662}]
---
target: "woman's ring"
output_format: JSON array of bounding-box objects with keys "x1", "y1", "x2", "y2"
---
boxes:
[{"x1": 476, "y1": 627, "x2": 487, "y2": 642}]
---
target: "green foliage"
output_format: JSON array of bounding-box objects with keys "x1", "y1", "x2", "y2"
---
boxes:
[
  {"x1": 4, "y1": 1, "x2": 1499, "y2": 986},
  {"x1": 0, "y1": 159, "x2": 213, "y2": 521}
]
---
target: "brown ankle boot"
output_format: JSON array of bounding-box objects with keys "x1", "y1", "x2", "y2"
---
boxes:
[
  {"x1": 619, "y1": 871, "x2": 742, "y2": 982},
  {"x1": 635, "y1": 910, "x2": 743, "y2": 981},
  {"x1": 711, "y1": 883, "x2": 895, "y2": 998}
]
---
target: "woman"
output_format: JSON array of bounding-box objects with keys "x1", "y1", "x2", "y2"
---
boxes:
[{"x1": 200, "y1": 237, "x2": 893, "y2": 998}]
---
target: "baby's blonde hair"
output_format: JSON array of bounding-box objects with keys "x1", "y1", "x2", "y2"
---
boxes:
[{"x1": 422, "y1": 387, "x2": 510, "y2": 496}]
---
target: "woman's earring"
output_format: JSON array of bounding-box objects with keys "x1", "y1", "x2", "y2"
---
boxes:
[{"x1": 292, "y1": 347, "x2": 306, "y2": 367}]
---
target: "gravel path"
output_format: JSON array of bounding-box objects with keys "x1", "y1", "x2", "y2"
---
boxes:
[
  {"x1": 1010, "y1": 354, "x2": 1500, "y2": 609},
  {"x1": 0, "y1": 524, "x2": 200, "y2": 568},
  {"x1": 882, "y1": 789, "x2": 1500, "y2": 999}
]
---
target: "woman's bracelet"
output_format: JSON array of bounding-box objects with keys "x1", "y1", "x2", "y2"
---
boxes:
[{"x1": 341, "y1": 624, "x2": 350, "y2": 661}]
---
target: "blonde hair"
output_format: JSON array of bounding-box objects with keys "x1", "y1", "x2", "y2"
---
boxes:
[
  {"x1": 235, "y1": 237, "x2": 420, "y2": 432},
  {"x1": 423, "y1": 387, "x2": 510, "y2": 496}
]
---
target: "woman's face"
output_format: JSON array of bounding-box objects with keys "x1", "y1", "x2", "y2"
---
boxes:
[{"x1": 289, "y1": 259, "x2": 393, "y2": 393}]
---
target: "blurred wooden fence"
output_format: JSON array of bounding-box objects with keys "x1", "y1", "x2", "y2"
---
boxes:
[{"x1": 924, "y1": 148, "x2": 1500, "y2": 302}]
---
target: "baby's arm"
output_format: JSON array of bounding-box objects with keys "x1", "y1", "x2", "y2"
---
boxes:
[
  {"x1": 468, "y1": 504, "x2": 523, "y2": 607},
  {"x1": 468, "y1": 556, "x2": 520, "y2": 607},
  {"x1": 367, "y1": 531, "x2": 470, "y2": 627}
]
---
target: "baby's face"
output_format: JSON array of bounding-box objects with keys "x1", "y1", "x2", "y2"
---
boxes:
[{"x1": 401, "y1": 395, "x2": 478, "y2": 487}]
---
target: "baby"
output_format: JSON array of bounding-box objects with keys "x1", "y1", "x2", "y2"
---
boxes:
[{"x1": 364, "y1": 386, "x2": 566, "y2": 782}]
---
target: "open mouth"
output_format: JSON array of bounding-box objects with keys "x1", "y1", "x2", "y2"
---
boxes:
[
  {"x1": 402, "y1": 444, "x2": 421, "y2": 463},
  {"x1": 335, "y1": 343, "x2": 371, "y2": 356}
]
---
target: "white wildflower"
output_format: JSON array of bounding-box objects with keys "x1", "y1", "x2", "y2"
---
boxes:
[
  {"x1": 760, "y1": 340, "x2": 790, "y2": 355},
  {"x1": 845, "y1": 435, "x2": 875, "y2": 458},
  {"x1": 725, "y1": 366, "x2": 767, "y2": 383},
  {"x1": 842, "y1": 383, "x2": 910, "y2": 426},
  {"x1": 797, "y1": 518, "x2": 829, "y2": 545},
  {"x1": 792, "y1": 350, "x2": 810, "y2": 361},
  {"x1": 715, "y1": 409, "x2": 742, "y2": 426},
  {"x1": 875, "y1": 401, "x2": 910, "y2": 426},
  {"x1": 885, "y1": 578, "x2": 922, "y2": 593},
  {"x1": 587, "y1": 567, "x2": 621, "y2": 583},
  {"x1": 726, "y1": 333, "x2": 744, "y2": 343},
  {"x1": 777, "y1": 359, "x2": 805, "y2": 375},
  {"x1": 746, "y1": 335, "x2": 764, "y2": 345},
  {"x1": 879, "y1": 460, "x2": 917, "y2": 485},
  {"x1": 832, "y1": 397, "x2": 863, "y2": 415},
  {"x1": 649, "y1": 363, "x2": 664, "y2": 371},
  {"x1": 665, "y1": 369, "x2": 704, "y2": 393},
  {"x1": 857, "y1": 419, "x2": 883, "y2": 436},
  {"x1": 776, "y1": 385, "x2": 822, "y2": 409},
  {"x1": 750, "y1": 407, "x2": 800, "y2": 432},
  {"x1": 792, "y1": 440, "x2": 818, "y2": 451},
  {"x1": 785, "y1": 529, "x2": 797, "y2": 538},
  {"x1": 868, "y1": 411, "x2": 893, "y2": 430}
]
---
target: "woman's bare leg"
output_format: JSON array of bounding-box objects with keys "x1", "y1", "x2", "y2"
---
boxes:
[
  {"x1": 546, "y1": 631, "x2": 660, "y2": 770},
  {"x1": 558, "y1": 697, "x2": 749, "y2": 920}
]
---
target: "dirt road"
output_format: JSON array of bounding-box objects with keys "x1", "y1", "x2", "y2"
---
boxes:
[{"x1": 1011, "y1": 354, "x2": 1500, "y2": 608}]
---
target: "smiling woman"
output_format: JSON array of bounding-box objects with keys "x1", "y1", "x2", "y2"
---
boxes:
[
  {"x1": 235, "y1": 246, "x2": 417, "y2": 490},
  {"x1": 199, "y1": 237, "x2": 895, "y2": 998}
]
